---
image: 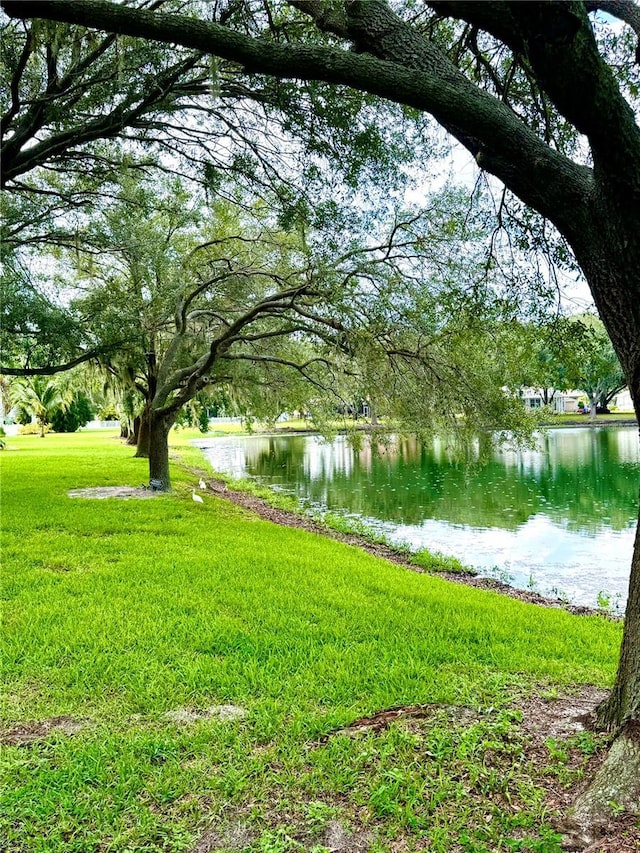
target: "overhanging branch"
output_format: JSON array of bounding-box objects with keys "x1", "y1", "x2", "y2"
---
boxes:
[
  {"x1": 2, "y1": 0, "x2": 594, "y2": 233},
  {"x1": 0, "y1": 343, "x2": 122, "y2": 376}
]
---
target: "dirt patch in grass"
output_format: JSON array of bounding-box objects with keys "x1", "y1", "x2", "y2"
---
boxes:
[
  {"x1": 191, "y1": 814, "x2": 374, "y2": 853},
  {"x1": 197, "y1": 476, "x2": 617, "y2": 620},
  {"x1": 163, "y1": 704, "x2": 247, "y2": 724},
  {"x1": 0, "y1": 715, "x2": 92, "y2": 745},
  {"x1": 518, "y1": 686, "x2": 610, "y2": 742},
  {"x1": 184, "y1": 687, "x2": 638, "y2": 853},
  {"x1": 68, "y1": 486, "x2": 165, "y2": 499},
  {"x1": 321, "y1": 820, "x2": 373, "y2": 852},
  {"x1": 189, "y1": 822, "x2": 254, "y2": 852},
  {"x1": 318, "y1": 686, "x2": 607, "y2": 745}
]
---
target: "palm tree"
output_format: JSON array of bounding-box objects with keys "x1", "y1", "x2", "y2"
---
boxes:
[{"x1": 12, "y1": 378, "x2": 71, "y2": 437}]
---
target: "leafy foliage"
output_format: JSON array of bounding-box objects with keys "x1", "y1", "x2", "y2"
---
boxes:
[
  {"x1": 0, "y1": 250, "x2": 94, "y2": 372},
  {"x1": 11, "y1": 376, "x2": 71, "y2": 436},
  {"x1": 567, "y1": 316, "x2": 627, "y2": 411},
  {"x1": 50, "y1": 391, "x2": 94, "y2": 432}
]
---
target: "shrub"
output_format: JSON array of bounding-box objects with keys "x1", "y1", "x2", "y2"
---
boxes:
[{"x1": 19, "y1": 422, "x2": 51, "y2": 435}]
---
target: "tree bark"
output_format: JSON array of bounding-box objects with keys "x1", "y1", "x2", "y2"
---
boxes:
[
  {"x1": 148, "y1": 412, "x2": 174, "y2": 490},
  {"x1": 134, "y1": 410, "x2": 150, "y2": 458},
  {"x1": 126, "y1": 414, "x2": 140, "y2": 446},
  {"x1": 598, "y1": 517, "x2": 640, "y2": 731},
  {"x1": 571, "y1": 236, "x2": 640, "y2": 730},
  {"x1": 563, "y1": 721, "x2": 640, "y2": 846}
]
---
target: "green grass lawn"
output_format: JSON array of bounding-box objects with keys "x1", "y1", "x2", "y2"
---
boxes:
[
  {"x1": 549, "y1": 412, "x2": 637, "y2": 424},
  {"x1": 0, "y1": 432, "x2": 623, "y2": 852}
]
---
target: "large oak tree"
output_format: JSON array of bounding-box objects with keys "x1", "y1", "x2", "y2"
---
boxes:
[
  {"x1": 3, "y1": 0, "x2": 640, "y2": 839},
  {"x1": 69, "y1": 173, "x2": 527, "y2": 489}
]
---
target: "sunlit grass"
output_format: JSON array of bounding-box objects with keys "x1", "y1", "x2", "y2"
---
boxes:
[
  {"x1": 550, "y1": 412, "x2": 636, "y2": 423},
  {"x1": 0, "y1": 431, "x2": 622, "y2": 852}
]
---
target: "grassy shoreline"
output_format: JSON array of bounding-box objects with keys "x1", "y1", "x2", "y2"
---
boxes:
[
  {"x1": 194, "y1": 413, "x2": 638, "y2": 439},
  {"x1": 545, "y1": 413, "x2": 637, "y2": 428},
  {"x1": 0, "y1": 432, "x2": 626, "y2": 851}
]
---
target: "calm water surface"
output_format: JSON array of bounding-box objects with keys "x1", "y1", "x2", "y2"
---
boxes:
[{"x1": 198, "y1": 427, "x2": 639, "y2": 609}]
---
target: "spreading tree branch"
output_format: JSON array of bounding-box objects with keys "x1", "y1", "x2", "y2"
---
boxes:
[
  {"x1": 0, "y1": 342, "x2": 124, "y2": 375},
  {"x1": 2, "y1": 0, "x2": 594, "y2": 237}
]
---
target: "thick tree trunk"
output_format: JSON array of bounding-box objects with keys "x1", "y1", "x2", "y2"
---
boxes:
[
  {"x1": 134, "y1": 409, "x2": 150, "y2": 458},
  {"x1": 597, "y1": 508, "x2": 640, "y2": 731},
  {"x1": 127, "y1": 414, "x2": 141, "y2": 447},
  {"x1": 148, "y1": 412, "x2": 174, "y2": 490},
  {"x1": 574, "y1": 244, "x2": 640, "y2": 732},
  {"x1": 555, "y1": 228, "x2": 640, "y2": 841}
]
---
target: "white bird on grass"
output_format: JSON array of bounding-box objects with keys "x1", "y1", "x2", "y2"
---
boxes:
[
  {"x1": 198, "y1": 478, "x2": 207, "y2": 490},
  {"x1": 191, "y1": 489, "x2": 204, "y2": 504}
]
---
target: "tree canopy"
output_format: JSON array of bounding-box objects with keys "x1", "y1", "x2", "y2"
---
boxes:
[
  {"x1": 8, "y1": 0, "x2": 636, "y2": 399},
  {"x1": 569, "y1": 316, "x2": 628, "y2": 415},
  {"x1": 56, "y1": 167, "x2": 534, "y2": 486}
]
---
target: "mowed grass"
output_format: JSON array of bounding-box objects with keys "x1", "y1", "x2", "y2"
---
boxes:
[{"x1": 0, "y1": 432, "x2": 622, "y2": 852}]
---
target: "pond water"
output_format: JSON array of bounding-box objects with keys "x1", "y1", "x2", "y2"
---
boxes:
[{"x1": 197, "y1": 427, "x2": 640, "y2": 610}]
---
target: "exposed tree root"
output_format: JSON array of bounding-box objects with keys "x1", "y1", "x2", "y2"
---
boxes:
[{"x1": 561, "y1": 723, "x2": 640, "y2": 849}]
